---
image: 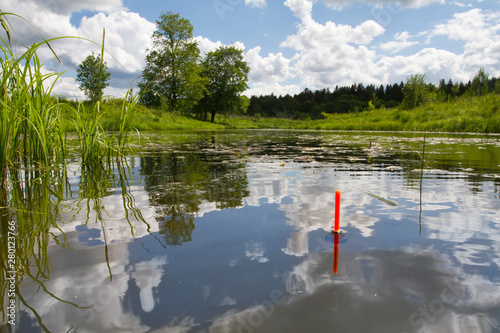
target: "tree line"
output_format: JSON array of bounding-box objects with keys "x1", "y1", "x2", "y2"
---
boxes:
[{"x1": 247, "y1": 69, "x2": 499, "y2": 120}]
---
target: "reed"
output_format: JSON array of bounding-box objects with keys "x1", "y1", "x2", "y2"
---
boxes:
[
  {"x1": 0, "y1": 12, "x2": 67, "y2": 180},
  {"x1": 73, "y1": 101, "x2": 107, "y2": 164},
  {"x1": 116, "y1": 89, "x2": 141, "y2": 155}
]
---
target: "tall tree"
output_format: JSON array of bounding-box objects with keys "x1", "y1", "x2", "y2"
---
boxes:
[
  {"x1": 138, "y1": 11, "x2": 205, "y2": 112},
  {"x1": 199, "y1": 46, "x2": 249, "y2": 123},
  {"x1": 401, "y1": 74, "x2": 432, "y2": 109},
  {"x1": 469, "y1": 67, "x2": 489, "y2": 97},
  {"x1": 76, "y1": 52, "x2": 111, "y2": 103}
]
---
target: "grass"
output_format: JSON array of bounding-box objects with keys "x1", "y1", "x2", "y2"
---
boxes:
[
  {"x1": 0, "y1": 27, "x2": 67, "y2": 175},
  {"x1": 310, "y1": 94, "x2": 500, "y2": 133},
  {"x1": 87, "y1": 93, "x2": 500, "y2": 134}
]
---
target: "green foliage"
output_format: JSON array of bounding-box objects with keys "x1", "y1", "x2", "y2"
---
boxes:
[
  {"x1": 248, "y1": 83, "x2": 405, "y2": 118},
  {"x1": 86, "y1": 93, "x2": 500, "y2": 133},
  {"x1": 401, "y1": 74, "x2": 433, "y2": 110},
  {"x1": 469, "y1": 67, "x2": 489, "y2": 97},
  {"x1": 198, "y1": 45, "x2": 250, "y2": 122},
  {"x1": 72, "y1": 90, "x2": 141, "y2": 164},
  {"x1": 139, "y1": 11, "x2": 206, "y2": 112},
  {"x1": 76, "y1": 52, "x2": 111, "y2": 103}
]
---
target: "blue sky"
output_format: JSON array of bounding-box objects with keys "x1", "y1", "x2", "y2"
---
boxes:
[{"x1": 1, "y1": 0, "x2": 499, "y2": 98}]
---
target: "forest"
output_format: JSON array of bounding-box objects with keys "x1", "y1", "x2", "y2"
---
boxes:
[{"x1": 247, "y1": 76, "x2": 500, "y2": 120}]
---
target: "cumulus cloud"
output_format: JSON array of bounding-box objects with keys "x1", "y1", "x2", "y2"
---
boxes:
[
  {"x1": 380, "y1": 31, "x2": 419, "y2": 53},
  {"x1": 281, "y1": 1, "x2": 386, "y2": 89},
  {"x1": 429, "y1": 8, "x2": 498, "y2": 46},
  {"x1": 2, "y1": 0, "x2": 499, "y2": 99},
  {"x1": 1, "y1": 0, "x2": 155, "y2": 98},
  {"x1": 245, "y1": 46, "x2": 292, "y2": 83},
  {"x1": 427, "y1": 8, "x2": 500, "y2": 76},
  {"x1": 194, "y1": 36, "x2": 246, "y2": 57},
  {"x1": 376, "y1": 47, "x2": 463, "y2": 83},
  {"x1": 244, "y1": 82, "x2": 301, "y2": 97},
  {"x1": 242, "y1": 45, "x2": 299, "y2": 97},
  {"x1": 284, "y1": 0, "x2": 314, "y2": 22}
]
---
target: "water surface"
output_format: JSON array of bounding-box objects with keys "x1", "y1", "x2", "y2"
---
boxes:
[{"x1": 2, "y1": 130, "x2": 500, "y2": 332}]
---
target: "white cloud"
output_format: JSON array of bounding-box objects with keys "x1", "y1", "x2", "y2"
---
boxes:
[
  {"x1": 2, "y1": 0, "x2": 499, "y2": 99},
  {"x1": 430, "y1": 8, "x2": 499, "y2": 47},
  {"x1": 194, "y1": 36, "x2": 246, "y2": 57},
  {"x1": 284, "y1": 0, "x2": 314, "y2": 22},
  {"x1": 73, "y1": 11, "x2": 155, "y2": 73},
  {"x1": 194, "y1": 36, "x2": 224, "y2": 57},
  {"x1": 0, "y1": 0, "x2": 155, "y2": 98},
  {"x1": 245, "y1": 46, "x2": 292, "y2": 83},
  {"x1": 244, "y1": 82, "x2": 301, "y2": 97},
  {"x1": 245, "y1": 0, "x2": 267, "y2": 8},
  {"x1": 377, "y1": 47, "x2": 464, "y2": 83},
  {"x1": 280, "y1": 3, "x2": 386, "y2": 89},
  {"x1": 427, "y1": 8, "x2": 500, "y2": 76},
  {"x1": 380, "y1": 31, "x2": 419, "y2": 53},
  {"x1": 277, "y1": 2, "x2": 500, "y2": 94}
]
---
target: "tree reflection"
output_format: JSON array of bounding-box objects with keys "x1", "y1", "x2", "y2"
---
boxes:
[{"x1": 141, "y1": 146, "x2": 249, "y2": 245}]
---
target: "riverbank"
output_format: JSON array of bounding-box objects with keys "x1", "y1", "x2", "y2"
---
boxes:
[{"x1": 89, "y1": 93, "x2": 500, "y2": 133}]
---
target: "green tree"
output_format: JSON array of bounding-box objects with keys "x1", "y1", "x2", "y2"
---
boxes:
[
  {"x1": 199, "y1": 46, "x2": 250, "y2": 123},
  {"x1": 401, "y1": 73, "x2": 432, "y2": 109},
  {"x1": 76, "y1": 52, "x2": 111, "y2": 103},
  {"x1": 138, "y1": 11, "x2": 206, "y2": 112},
  {"x1": 469, "y1": 67, "x2": 489, "y2": 96}
]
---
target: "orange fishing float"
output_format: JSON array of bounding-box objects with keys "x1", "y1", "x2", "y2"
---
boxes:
[{"x1": 334, "y1": 190, "x2": 341, "y2": 233}]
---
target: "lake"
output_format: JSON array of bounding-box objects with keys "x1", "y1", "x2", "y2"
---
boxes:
[{"x1": 1, "y1": 130, "x2": 500, "y2": 333}]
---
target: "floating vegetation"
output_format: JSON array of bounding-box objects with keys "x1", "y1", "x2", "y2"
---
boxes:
[{"x1": 365, "y1": 192, "x2": 398, "y2": 206}]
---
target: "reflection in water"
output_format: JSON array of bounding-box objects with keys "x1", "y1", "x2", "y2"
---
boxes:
[
  {"x1": 0, "y1": 159, "x2": 158, "y2": 332},
  {"x1": 1, "y1": 131, "x2": 499, "y2": 332},
  {"x1": 131, "y1": 256, "x2": 168, "y2": 312},
  {"x1": 333, "y1": 233, "x2": 339, "y2": 274},
  {"x1": 140, "y1": 147, "x2": 249, "y2": 246}
]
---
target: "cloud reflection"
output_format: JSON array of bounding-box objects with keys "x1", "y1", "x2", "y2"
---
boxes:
[
  {"x1": 207, "y1": 247, "x2": 499, "y2": 333},
  {"x1": 131, "y1": 256, "x2": 168, "y2": 312}
]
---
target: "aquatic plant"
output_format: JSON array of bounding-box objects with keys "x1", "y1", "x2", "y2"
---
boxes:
[{"x1": 0, "y1": 12, "x2": 67, "y2": 178}]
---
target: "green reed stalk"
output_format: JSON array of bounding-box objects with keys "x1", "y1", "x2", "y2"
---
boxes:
[
  {"x1": 116, "y1": 89, "x2": 141, "y2": 155},
  {"x1": 0, "y1": 15, "x2": 67, "y2": 178}
]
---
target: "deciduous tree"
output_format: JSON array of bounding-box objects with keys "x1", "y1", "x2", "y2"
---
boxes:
[
  {"x1": 76, "y1": 52, "x2": 111, "y2": 103},
  {"x1": 401, "y1": 73, "x2": 432, "y2": 109},
  {"x1": 138, "y1": 11, "x2": 205, "y2": 112},
  {"x1": 199, "y1": 46, "x2": 249, "y2": 122},
  {"x1": 469, "y1": 67, "x2": 489, "y2": 97}
]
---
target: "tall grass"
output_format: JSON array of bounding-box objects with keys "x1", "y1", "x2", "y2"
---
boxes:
[
  {"x1": 0, "y1": 13, "x2": 67, "y2": 177},
  {"x1": 0, "y1": 11, "x2": 145, "y2": 330},
  {"x1": 71, "y1": 90, "x2": 141, "y2": 165},
  {"x1": 0, "y1": 11, "x2": 141, "y2": 179}
]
